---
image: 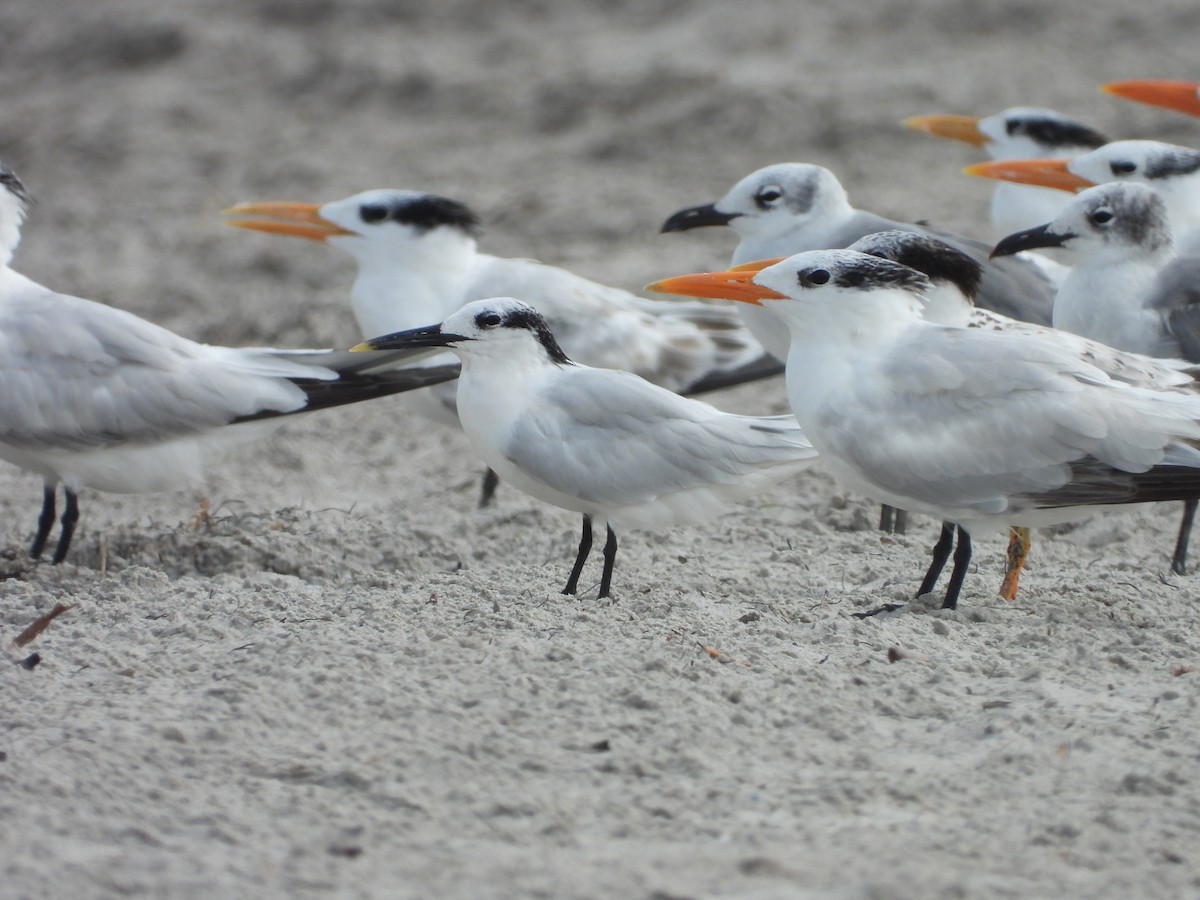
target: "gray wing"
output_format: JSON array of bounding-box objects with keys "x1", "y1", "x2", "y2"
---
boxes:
[
  {"x1": 276, "y1": 346, "x2": 455, "y2": 374},
  {"x1": 506, "y1": 368, "x2": 813, "y2": 507},
  {"x1": 1149, "y1": 256, "x2": 1200, "y2": 362},
  {"x1": 822, "y1": 325, "x2": 1200, "y2": 516},
  {"x1": 0, "y1": 288, "x2": 330, "y2": 451}
]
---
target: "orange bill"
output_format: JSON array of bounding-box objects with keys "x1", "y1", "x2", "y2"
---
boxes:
[
  {"x1": 645, "y1": 269, "x2": 787, "y2": 305},
  {"x1": 221, "y1": 201, "x2": 355, "y2": 242},
  {"x1": 728, "y1": 257, "x2": 786, "y2": 273},
  {"x1": 1101, "y1": 80, "x2": 1200, "y2": 118},
  {"x1": 962, "y1": 159, "x2": 1095, "y2": 193},
  {"x1": 902, "y1": 114, "x2": 988, "y2": 147}
]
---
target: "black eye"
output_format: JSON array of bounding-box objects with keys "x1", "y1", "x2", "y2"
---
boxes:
[
  {"x1": 475, "y1": 312, "x2": 502, "y2": 328},
  {"x1": 754, "y1": 185, "x2": 783, "y2": 208},
  {"x1": 360, "y1": 204, "x2": 389, "y2": 224},
  {"x1": 1090, "y1": 207, "x2": 1114, "y2": 225},
  {"x1": 1110, "y1": 160, "x2": 1137, "y2": 175},
  {"x1": 807, "y1": 268, "x2": 831, "y2": 285}
]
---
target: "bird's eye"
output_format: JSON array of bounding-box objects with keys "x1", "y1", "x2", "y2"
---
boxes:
[
  {"x1": 1090, "y1": 207, "x2": 1114, "y2": 225},
  {"x1": 754, "y1": 185, "x2": 783, "y2": 208},
  {"x1": 1110, "y1": 160, "x2": 1137, "y2": 176},
  {"x1": 360, "y1": 204, "x2": 389, "y2": 224},
  {"x1": 807, "y1": 268, "x2": 831, "y2": 285},
  {"x1": 476, "y1": 312, "x2": 503, "y2": 328}
]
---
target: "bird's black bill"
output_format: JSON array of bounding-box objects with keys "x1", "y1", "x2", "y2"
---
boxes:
[
  {"x1": 990, "y1": 223, "x2": 1074, "y2": 259},
  {"x1": 660, "y1": 203, "x2": 742, "y2": 233},
  {"x1": 353, "y1": 325, "x2": 470, "y2": 352}
]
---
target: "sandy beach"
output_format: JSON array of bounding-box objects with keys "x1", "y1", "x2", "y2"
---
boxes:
[{"x1": 3, "y1": 1, "x2": 1200, "y2": 896}]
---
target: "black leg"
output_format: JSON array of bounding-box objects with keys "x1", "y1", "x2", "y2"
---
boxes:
[
  {"x1": 51, "y1": 489, "x2": 79, "y2": 565},
  {"x1": 479, "y1": 468, "x2": 501, "y2": 509},
  {"x1": 562, "y1": 515, "x2": 593, "y2": 595},
  {"x1": 1172, "y1": 499, "x2": 1196, "y2": 576},
  {"x1": 941, "y1": 526, "x2": 972, "y2": 610},
  {"x1": 29, "y1": 485, "x2": 57, "y2": 560},
  {"x1": 893, "y1": 509, "x2": 908, "y2": 536},
  {"x1": 916, "y1": 521, "x2": 956, "y2": 597},
  {"x1": 598, "y1": 525, "x2": 618, "y2": 599},
  {"x1": 879, "y1": 505, "x2": 895, "y2": 533}
]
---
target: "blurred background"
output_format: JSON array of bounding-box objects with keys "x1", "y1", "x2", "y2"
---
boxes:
[{"x1": 2, "y1": 0, "x2": 1195, "y2": 350}]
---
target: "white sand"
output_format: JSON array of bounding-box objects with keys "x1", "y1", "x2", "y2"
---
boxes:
[{"x1": 3, "y1": 1, "x2": 1200, "y2": 896}]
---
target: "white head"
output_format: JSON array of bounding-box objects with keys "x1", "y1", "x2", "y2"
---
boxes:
[
  {"x1": 0, "y1": 163, "x2": 33, "y2": 267},
  {"x1": 1068, "y1": 141, "x2": 1200, "y2": 236},
  {"x1": 357, "y1": 297, "x2": 574, "y2": 368},
  {"x1": 975, "y1": 108, "x2": 1108, "y2": 161},
  {"x1": 753, "y1": 249, "x2": 930, "y2": 310},
  {"x1": 224, "y1": 188, "x2": 485, "y2": 334},
  {"x1": 314, "y1": 189, "x2": 481, "y2": 264},
  {"x1": 661, "y1": 162, "x2": 852, "y2": 246},
  {"x1": 649, "y1": 248, "x2": 932, "y2": 341},
  {"x1": 991, "y1": 181, "x2": 1173, "y2": 267},
  {"x1": 225, "y1": 189, "x2": 481, "y2": 266},
  {"x1": 1067, "y1": 140, "x2": 1200, "y2": 188}
]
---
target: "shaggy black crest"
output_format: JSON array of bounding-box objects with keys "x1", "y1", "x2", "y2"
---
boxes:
[
  {"x1": 494, "y1": 306, "x2": 572, "y2": 364},
  {"x1": 1143, "y1": 149, "x2": 1200, "y2": 181},
  {"x1": 821, "y1": 256, "x2": 931, "y2": 294},
  {"x1": 1007, "y1": 116, "x2": 1108, "y2": 151},
  {"x1": 0, "y1": 163, "x2": 34, "y2": 209},
  {"x1": 856, "y1": 232, "x2": 983, "y2": 301},
  {"x1": 366, "y1": 194, "x2": 482, "y2": 236}
]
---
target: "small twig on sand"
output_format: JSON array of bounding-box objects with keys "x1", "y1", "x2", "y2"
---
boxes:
[{"x1": 14, "y1": 603, "x2": 72, "y2": 648}]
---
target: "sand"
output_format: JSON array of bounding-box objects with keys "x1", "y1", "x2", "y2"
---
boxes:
[{"x1": 3, "y1": 1, "x2": 1200, "y2": 897}]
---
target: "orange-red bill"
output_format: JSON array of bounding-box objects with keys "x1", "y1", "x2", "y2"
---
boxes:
[
  {"x1": 1101, "y1": 80, "x2": 1200, "y2": 117},
  {"x1": 902, "y1": 114, "x2": 988, "y2": 147},
  {"x1": 645, "y1": 270, "x2": 788, "y2": 305},
  {"x1": 962, "y1": 159, "x2": 1095, "y2": 193},
  {"x1": 221, "y1": 201, "x2": 355, "y2": 242},
  {"x1": 728, "y1": 257, "x2": 787, "y2": 273}
]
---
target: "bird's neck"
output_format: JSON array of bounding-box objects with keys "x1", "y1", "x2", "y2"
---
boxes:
[
  {"x1": 989, "y1": 183, "x2": 1070, "y2": 235},
  {"x1": 1053, "y1": 259, "x2": 1165, "y2": 355},
  {"x1": 776, "y1": 292, "x2": 924, "y2": 419},
  {"x1": 346, "y1": 232, "x2": 478, "y2": 338},
  {"x1": 0, "y1": 215, "x2": 22, "y2": 267},
  {"x1": 919, "y1": 284, "x2": 974, "y2": 327},
  {"x1": 732, "y1": 204, "x2": 854, "y2": 265},
  {"x1": 1163, "y1": 190, "x2": 1200, "y2": 245},
  {"x1": 455, "y1": 345, "x2": 566, "y2": 441}
]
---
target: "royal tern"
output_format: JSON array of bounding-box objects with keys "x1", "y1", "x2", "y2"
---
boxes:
[
  {"x1": 1102, "y1": 80, "x2": 1200, "y2": 118},
  {"x1": 648, "y1": 250, "x2": 1200, "y2": 610},
  {"x1": 659, "y1": 161, "x2": 1058, "y2": 362},
  {"x1": 661, "y1": 161, "x2": 1056, "y2": 541},
  {"x1": 854, "y1": 227, "x2": 1200, "y2": 590},
  {"x1": 353, "y1": 298, "x2": 817, "y2": 598},
  {"x1": 904, "y1": 107, "x2": 1109, "y2": 236},
  {"x1": 0, "y1": 163, "x2": 458, "y2": 563},
  {"x1": 965, "y1": 140, "x2": 1200, "y2": 253},
  {"x1": 991, "y1": 181, "x2": 1200, "y2": 573},
  {"x1": 845, "y1": 230, "x2": 1035, "y2": 591},
  {"x1": 224, "y1": 190, "x2": 780, "y2": 504}
]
